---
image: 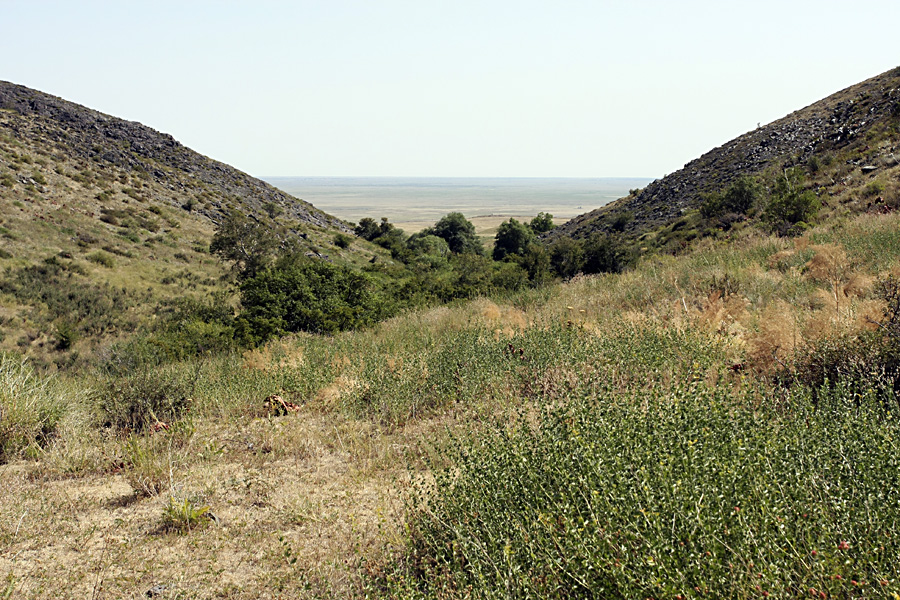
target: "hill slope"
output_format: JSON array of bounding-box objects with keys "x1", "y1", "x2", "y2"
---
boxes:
[
  {"x1": 0, "y1": 81, "x2": 349, "y2": 231},
  {"x1": 551, "y1": 66, "x2": 900, "y2": 242},
  {"x1": 0, "y1": 82, "x2": 382, "y2": 366}
]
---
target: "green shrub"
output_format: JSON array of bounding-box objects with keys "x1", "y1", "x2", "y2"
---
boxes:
[
  {"x1": 55, "y1": 321, "x2": 79, "y2": 351},
  {"x1": 161, "y1": 495, "x2": 211, "y2": 532},
  {"x1": 237, "y1": 255, "x2": 392, "y2": 343},
  {"x1": 582, "y1": 233, "x2": 634, "y2": 274},
  {"x1": 528, "y1": 212, "x2": 555, "y2": 234},
  {"x1": 333, "y1": 233, "x2": 352, "y2": 249},
  {"x1": 763, "y1": 168, "x2": 821, "y2": 235},
  {"x1": 87, "y1": 251, "x2": 115, "y2": 268},
  {"x1": 865, "y1": 180, "x2": 886, "y2": 198},
  {"x1": 493, "y1": 218, "x2": 535, "y2": 261},
  {"x1": 426, "y1": 213, "x2": 484, "y2": 255},
  {"x1": 549, "y1": 237, "x2": 585, "y2": 278}
]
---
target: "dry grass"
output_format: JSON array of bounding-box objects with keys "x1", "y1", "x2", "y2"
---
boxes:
[{"x1": 0, "y1": 407, "x2": 431, "y2": 599}]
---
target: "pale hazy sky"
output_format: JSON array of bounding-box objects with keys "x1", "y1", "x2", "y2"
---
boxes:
[{"x1": 2, "y1": 1, "x2": 898, "y2": 178}]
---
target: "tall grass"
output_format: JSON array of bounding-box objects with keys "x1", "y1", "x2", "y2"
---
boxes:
[{"x1": 0, "y1": 353, "x2": 91, "y2": 461}]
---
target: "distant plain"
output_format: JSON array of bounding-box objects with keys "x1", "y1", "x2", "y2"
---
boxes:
[{"x1": 264, "y1": 176, "x2": 652, "y2": 234}]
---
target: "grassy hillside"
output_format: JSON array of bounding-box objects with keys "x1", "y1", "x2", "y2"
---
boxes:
[{"x1": 0, "y1": 82, "x2": 394, "y2": 369}]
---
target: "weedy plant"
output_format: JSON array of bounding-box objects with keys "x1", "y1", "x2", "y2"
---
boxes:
[
  {"x1": 372, "y1": 378, "x2": 900, "y2": 599},
  {"x1": 160, "y1": 494, "x2": 211, "y2": 532},
  {"x1": 122, "y1": 418, "x2": 194, "y2": 496}
]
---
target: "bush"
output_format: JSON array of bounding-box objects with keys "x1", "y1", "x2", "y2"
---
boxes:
[
  {"x1": 101, "y1": 370, "x2": 191, "y2": 432},
  {"x1": 87, "y1": 251, "x2": 115, "y2": 268},
  {"x1": 582, "y1": 233, "x2": 634, "y2": 274},
  {"x1": 426, "y1": 212, "x2": 484, "y2": 255},
  {"x1": 237, "y1": 255, "x2": 393, "y2": 343},
  {"x1": 528, "y1": 212, "x2": 555, "y2": 234},
  {"x1": 354, "y1": 217, "x2": 382, "y2": 241},
  {"x1": 55, "y1": 320, "x2": 80, "y2": 350},
  {"x1": 492, "y1": 218, "x2": 535, "y2": 261},
  {"x1": 549, "y1": 237, "x2": 585, "y2": 278},
  {"x1": 791, "y1": 274, "x2": 900, "y2": 405},
  {"x1": 763, "y1": 168, "x2": 820, "y2": 235},
  {"x1": 333, "y1": 233, "x2": 352, "y2": 249},
  {"x1": 700, "y1": 176, "x2": 759, "y2": 226}
]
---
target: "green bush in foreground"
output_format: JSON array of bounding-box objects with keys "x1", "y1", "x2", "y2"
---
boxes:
[
  {"x1": 374, "y1": 379, "x2": 900, "y2": 598},
  {"x1": 101, "y1": 369, "x2": 191, "y2": 432}
]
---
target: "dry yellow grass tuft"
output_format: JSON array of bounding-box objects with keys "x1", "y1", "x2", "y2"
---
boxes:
[
  {"x1": 242, "y1": 338, "x2": 305, "y2": 372},
  {"x1": 746, "y1": 300, "x2": 801, "y2": 374},
  {"x1": 314, "y1": 375, "x2": 361, "y2": 409}
]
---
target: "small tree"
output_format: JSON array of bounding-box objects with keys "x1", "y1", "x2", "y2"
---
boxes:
[
  {"x1": 427, "y1": 213, "x2": 484, "y2": 255},
  {"x1": 354, "y1": 217, "x2": 381, "y2": 241},
  {"x1": 528, "y1": 212, "x2": 555, "y2": 234},
  {"x1": 763, "y1": 168, "x2": 820, "y2": 235},
  {"x1": 210, "y1": 211, "x2": 277, "y2": 279},
  {"x1": 701, "y1": 176, "x2": 759, "y2": 221},
  {"x1": 493, "y1": 218, "x2": 535, "y2": 261}
]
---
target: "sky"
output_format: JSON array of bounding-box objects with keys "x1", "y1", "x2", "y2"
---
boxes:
[{"x1": 2, "y1": 1, "x2": 898, "y2": 179}]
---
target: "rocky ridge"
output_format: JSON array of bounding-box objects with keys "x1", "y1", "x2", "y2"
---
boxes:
[
  {"x1": 0, "y1": 81, "x2": 348, "y2": 232},
  {"x1": 551, "y1": 66, "x2": 900, "y2": 241}
]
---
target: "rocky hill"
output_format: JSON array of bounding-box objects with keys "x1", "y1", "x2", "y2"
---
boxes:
[
  {"x1": 0, "y1": 81, "x2": 346, "y2": 231},
  {"x1": 550, "y1": 66, "x2": 900, "y2": 242}
]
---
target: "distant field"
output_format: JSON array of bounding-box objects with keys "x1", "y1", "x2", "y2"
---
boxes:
[{"x1": 263, "y1": 176, "x2": 652, "y2": 227}]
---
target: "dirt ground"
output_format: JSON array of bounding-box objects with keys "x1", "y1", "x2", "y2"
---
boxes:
[{"x1": 0, "y1": 408, "x2": 435, "y2": 599}]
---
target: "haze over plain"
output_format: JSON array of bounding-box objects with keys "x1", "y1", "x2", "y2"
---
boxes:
[{"x1": 2, "y1": 0, "x2": 898, "y2": 179}]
